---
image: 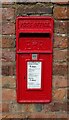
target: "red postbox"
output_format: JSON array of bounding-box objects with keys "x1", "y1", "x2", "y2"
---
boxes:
[{"x1": 16, "y1": 16, "x2": 54, "y2": 103}]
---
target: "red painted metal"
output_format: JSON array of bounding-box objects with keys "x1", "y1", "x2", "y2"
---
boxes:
[{"x1": 16, "y1": 16, "x2": 54, "y2": 103}]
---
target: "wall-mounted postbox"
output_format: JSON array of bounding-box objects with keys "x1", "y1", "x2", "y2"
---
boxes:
[{"x1": 16, "y1": 16, "x2": 54, "y2": 103}]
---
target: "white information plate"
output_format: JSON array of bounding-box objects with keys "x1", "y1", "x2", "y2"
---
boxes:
[{"x1": 27, "y1": 62, "x2": 42, "y2": 89}]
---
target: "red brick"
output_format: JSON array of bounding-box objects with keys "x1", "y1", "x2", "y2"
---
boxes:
[
  {"x1": 0, "y1": 78, "x2": 2, "y2": 88},
  {"x1": 53, "y1": 76, "x2": 67, "y2": 88},
  {"x1": 2, "y1": 76, "x2": 16, "y2": 89},
  {"x1": 0, "y1": 114, "x2": 2, "y2": 120},
  {"x1": 55, "y1": 21, "x2": 67, "y2": 34},
  {"x1": 29, "y1": 112, "x2": 68, "y2": 118},
  {"x1": 2, "y1": 49, "x2": 15, "y2": 62},
  {"x1": 67, "y1": 54, "x2": 69, "y2": 63},
  {"x1": 2, "y1": 22, "x2": 15, "y2": 35},
  {"x1": 9, "y1": 102, "x2": 26, "y2": 113},
  {"x1": 16, "y1": 0, "x2": 51, "y2": 2},
  {"x1": 0, "y1": 8, "x2": 2, "y2": 21},
  {"x1": 2, "y1": 8, "x2": 15, "y2": 20},
  {"x1": 0, "y1": 22, "x2": 2, "y2": 34},
  {"x1": 2, "y1": 62, "x2": 16, "y2": 76},
  {"x1": 2, "y1": 89, "x2": 16, "y2": 101},
  {"x1": 53, "y1": 63, "x2": 67, "y2": 75},
  {"x1": 2, "y1": 103, "x2": 9, "y2": 112},
  {"x1": 2, "y1": 112, "x2": 68, "y2": 119},
  {"x1": 44, "y1": 102, "x2": 67, "y2": 112},
  {"x1": 54, "y1": 35, "x2": 68, "y2": 49},
  {"x1": 67, "y1": 101, "x2": 69, "y2": 112},
  {"x1": 26, "y1": 104, "x2": 36, "y2": 113},
  {"x1": 25, "y1": 104, "x2": 43, "y2": 113},
  {"x1": 2, "y1": 113, "x2": 25, "y2": 118},
  {"x1": 27, "y1": 112, "x2": 57, "y2": 118},
  {"x1": 1, "y1": 35, "x2": 15, "y2": 48},
  {"x1": 53, "y1": 6, "x2": 68, "y2": 19},
  {"x1": 51, "y1": 0, "x2": 68, "y2": 4},
  {"x1": 16, "y1": 3, "x2": 53, "y2": 15},
  {"x1": 54, "y1": 102, "x2": 67, "y2": 111},
  {"x1": 53, "y1": 88, "x2": 67, "y2": 101},
  {"x1": 2, "y1": 0, "x2": 14, "y2": 4},
  {"x1": 0, "y1": 35, "x2": 2, "y2": 48},
  {"x1": 56, "y1": 112, "x2": 68, "y2": 118},
  {"x1": 67, "y1": 89, "x2": 69, "y2": 99},
  {"x1": 0, "y1": 103, "x2": 2, "y2": 112},
  {"x1": 53, "y1": 49, "x2": 67, "y2": 62}
]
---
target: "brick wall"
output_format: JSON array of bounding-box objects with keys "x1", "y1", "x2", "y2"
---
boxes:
[{"x1": 1, "y1": 0, "x2": 69, "y2": 119}]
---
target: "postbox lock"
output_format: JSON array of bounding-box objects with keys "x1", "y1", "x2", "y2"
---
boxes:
[{"x1": 32, "y1": 54, "x2": 38, "y2": 60}]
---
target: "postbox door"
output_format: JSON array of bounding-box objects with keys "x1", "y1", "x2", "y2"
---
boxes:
[{"x1": 16, "y1": 53, "x2": 52, "y2": 103}]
